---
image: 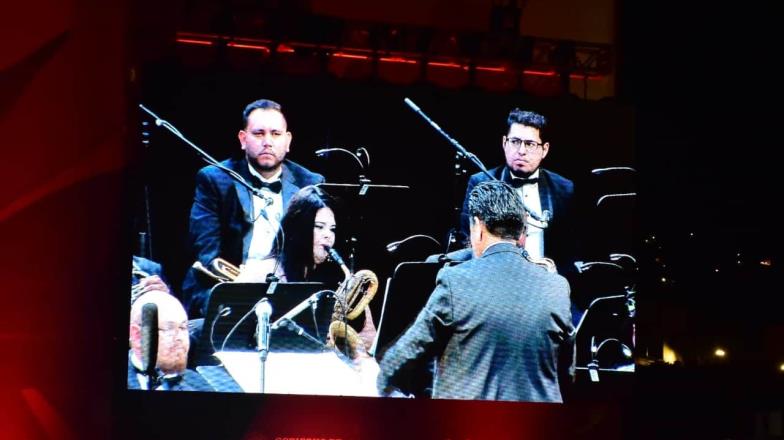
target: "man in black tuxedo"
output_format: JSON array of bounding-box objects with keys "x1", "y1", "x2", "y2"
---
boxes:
[
  {"x1": 128, "y1": 290, "x2": 213, "y2": 391},
  {"x1": 182, "y1": 99, "x2": 324, "y2": 316},
  {"x1": 379, "y1": 181, "x2": 574, "y2": 402},
  {"x1": 459, "y1": 109, "x2": 576, "y2": 275}
]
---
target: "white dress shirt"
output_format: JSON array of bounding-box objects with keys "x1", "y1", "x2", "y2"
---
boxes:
[
  {"x1": 245, "y1": 163, "x2": 283, "y2": 263},
  {"x1": 510, "y1": 169, "x2": 545, "y2": 260}
]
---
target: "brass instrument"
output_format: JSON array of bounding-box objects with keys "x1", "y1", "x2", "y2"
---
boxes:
[
  {"x1": 130, "y1": 266, "x2": 152, "y2": 304},
  {"x1": 525, "y1": 253, "x2": 557, "y2": 273},
  {"x1": 327, "y1": 269, "x2": 379, "y2": 359},
  {"x1": 332, "y1": 269, "x2": 378, "y2": 321},
  {"x1": 191, "y1": 257, "x2": 241, "y2": 282},
  {"x1": 212, "y1": 257, "x2": 241, "y2": 281}
]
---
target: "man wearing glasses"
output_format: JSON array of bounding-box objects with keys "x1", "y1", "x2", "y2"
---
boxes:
[{"x1": 459, "y1": 108, "x2": 576, "y2": 275}]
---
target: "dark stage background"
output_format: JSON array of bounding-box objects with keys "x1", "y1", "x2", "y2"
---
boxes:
[{"x1": 1, "y1": 0, "x2": 781, "y2": 439}]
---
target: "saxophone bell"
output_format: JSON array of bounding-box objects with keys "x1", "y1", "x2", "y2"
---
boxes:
[{"x1": 326, "y1": 266, "x2": 379, "y2": 359}]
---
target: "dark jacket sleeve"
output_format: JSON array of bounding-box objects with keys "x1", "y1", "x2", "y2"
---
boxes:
[
  {"x1": 377, "y1": 268, "x2": 455, "y2": 395},
  {"x1": 183, "y1": 167, "x2": 226, "y2": 316},
  {"x1": 190, "y1": 167, "x2": 224, "y2": 267}
]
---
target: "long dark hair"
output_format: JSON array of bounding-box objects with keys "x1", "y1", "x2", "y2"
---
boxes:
[{"x1": 280, "y1": 186, "x2": 338, "y2": 281}]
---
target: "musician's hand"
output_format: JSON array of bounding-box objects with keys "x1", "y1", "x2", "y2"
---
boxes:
[
  {"x1": 137, "y1": 275, "x2": 169, "y2": 294},
  {"x1": 358, "y1": 306, "x2": 377, "y2": 353},
  {"x1": 235, "y1": 258, "x2": 277, "y2": 282}
]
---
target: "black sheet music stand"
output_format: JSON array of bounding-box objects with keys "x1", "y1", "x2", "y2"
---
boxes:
[
  {"x1": 194, "y1": 282, "x2": 332, "y2": 366},
  {"x1": 371, "y1": 261, "x2": 443, "y2": 358},
  {"x1": 370, "y1": 261, "x2": 443, "y2": 397},
  {"x1": 316, "y1": 182, "x2": 409, "y2": 269},
  {"x1": 317, "y1": 182, "x2": 410, "y2": 197}
]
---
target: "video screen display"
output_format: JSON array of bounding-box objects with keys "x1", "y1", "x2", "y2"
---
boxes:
[{"x1": 126, "y1": 10, "x2": 635, "y2": 404}]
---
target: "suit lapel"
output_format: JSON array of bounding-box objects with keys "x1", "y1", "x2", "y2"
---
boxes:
[
  {"x1": 502, "y1": 166, "x2": 554, "y2": 216},
  {"x1": 499, "y1": 166, "x2": 512, "y2": 184},
  {"x1": 280, "y1": 162, "x2": 300, "y2": 211},
  {"x1": 232, "y1": 160, "x2": 255, "y2": 224},
  {"x1": 538, "y1": 169, "x2": 554, "y2": 216}
]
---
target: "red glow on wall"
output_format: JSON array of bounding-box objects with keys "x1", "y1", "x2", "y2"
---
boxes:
[
  {"x1": 332, "y1": 52, "x2": 370, "y2": 60},
  {"x1": 427, "y1": 61, "x2": 467, "y2": 70},
  {"x1": 379, "y1": 56, "x2": 418, "y2": 64},
  {"x1": 476, "y1": 65, "x2": 507, "y2": 73},
  {"x1": 276, "y1": 44, "x2": 296, "y2": 53},
  {"x1": 172, "y1": 33, "x2": 608, "y2": 84},
  {"x1": 523, "y1": 69, "x2": 557, "y2": 77},
  {"x1": 175, "y1": 38, "x2": 213, "y2": 46},
  {"x1": 226, "y1": 42, "x2": 271, "y2": 53}
]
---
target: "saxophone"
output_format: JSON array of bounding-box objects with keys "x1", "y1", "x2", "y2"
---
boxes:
[
  {"x1": 524, "y1": 252, "x2": 557, "y2": 273},
  {"x1": 323, "y1": 248, "x2": 379, "y2": 359}
]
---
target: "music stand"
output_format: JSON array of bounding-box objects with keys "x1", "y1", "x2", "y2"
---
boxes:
[
  {"x1": 370, "y1": 261, "x2": 443, "y2": 397},
  {"x1": 372, "y1": 261, "x2": 442, "y2": 358},
  {"x1": 316, "y1": 182, "x2": 409, "y2": 270},
  {"x1": 193, "y1": 282, "x2": 333, "y2": 366}
]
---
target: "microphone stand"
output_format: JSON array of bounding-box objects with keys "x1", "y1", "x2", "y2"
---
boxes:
[
  {"x1": 255, "y1": 299, "x2": 272, "y2": 394},
  {"x1": 138, "y1": 104, "x2": 273, "y2": 209},
  {"x1": 403, "y1": 98, "x2": 495, "y2": 181},
  {"x1": 139, "y1": 120, "x2": 154, "y2": 259},
  {"x1": 314, "y1": 147, "x2": 369, "y2": 272},
  {"x1": 449, "y1": 150, "x2": 468, "y2": 251},
  {"x1": 403, "y1": 98, "x2": 498, "y2": 250}
]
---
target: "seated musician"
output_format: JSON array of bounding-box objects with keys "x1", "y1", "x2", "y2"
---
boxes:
[
  {"x1": 128, "y1": 290, "x2": 212, "y2": 391},
  {"x1": 237, "y1": 186, "x2": 377, "y2": 358},
  {"x1": 236, "y1": 185, "x2": 344, "y2": 286},
  {"x1": 182, "y1": 99, "x2": 325, "y2": 318}
]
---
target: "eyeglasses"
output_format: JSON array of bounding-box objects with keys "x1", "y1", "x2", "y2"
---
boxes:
[
  {"x1": 505, "y1": 137, "x2": 544, "y2": 152},
  {"x1": 158, "y1": 323, "x2": 189, "y2": 338}
]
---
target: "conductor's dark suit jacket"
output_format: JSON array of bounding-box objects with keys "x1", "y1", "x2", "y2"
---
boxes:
[{"x1": 378, "y1": 242, "x2": 574, "y2": 402}]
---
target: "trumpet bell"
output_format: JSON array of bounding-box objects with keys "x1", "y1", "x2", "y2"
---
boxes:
[{"x1": 212, "y1": 257, "x2": 241, "y2": 281}]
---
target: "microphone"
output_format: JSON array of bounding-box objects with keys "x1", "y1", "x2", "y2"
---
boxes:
[
  {"x1": 523, "y1": 206, "x2": 551, "y2": 229},
  {"x1": 139, "y1": 303, "x2": 159, "y2": 386},
  {"x1": 270, "y1": 291, "x2": 326, "y2": 330},
  {"x1": 314, "y1": 148, "x2": 365, "y2": 170},
  {"x1": 279, "y1": 319, "x2": 327, "y2": 348},
  {"x1": 325, "y1": 246, "x2": 350, "y2": 277},
  {"x1": 591, "y1": 166, "x2": 636, "y2": 175},
  {"x1": 385, "y1": 234, "x2": 441, "y2": 253},
  {"x1": 255, "y1": 299, "x2": 272, "y2": 361}
]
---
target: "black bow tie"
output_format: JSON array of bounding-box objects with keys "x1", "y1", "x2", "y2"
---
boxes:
[
  {"x1": 133, "y1": 364, "x2": 184, "y2": 388},
  {"x1": 252, "y1": 178, "x2": 282, "y2": 194},
  {"x1": 510, "y1": 177, "x2": 539, "y2": 188}
]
